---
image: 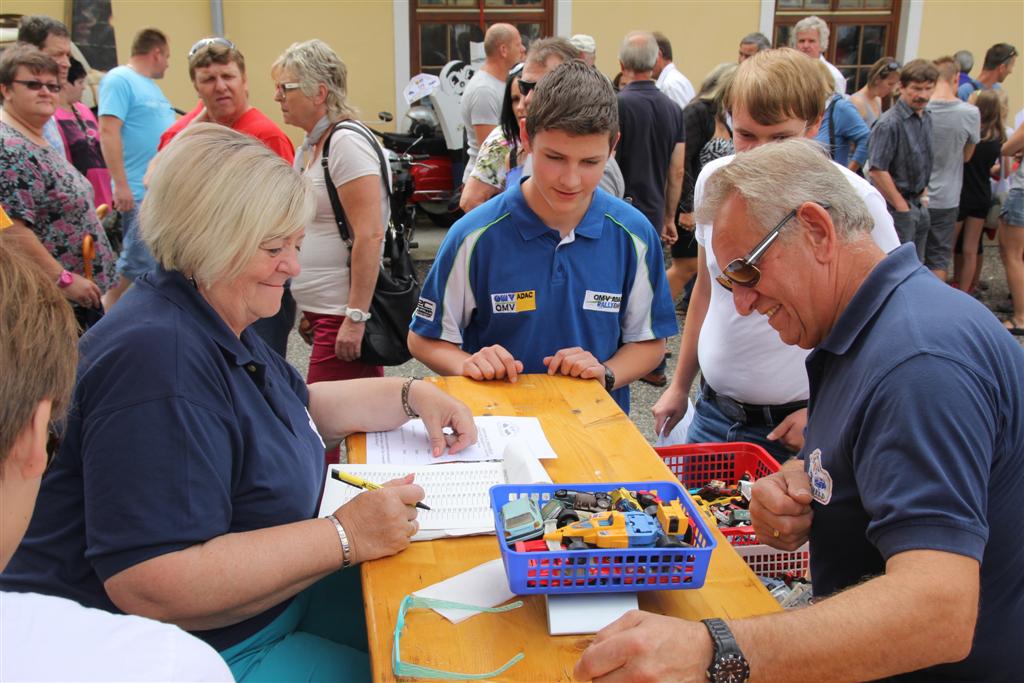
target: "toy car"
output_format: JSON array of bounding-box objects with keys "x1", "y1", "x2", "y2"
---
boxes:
[
  {"x1": 552, "y1": 489, "x2": 612, "y2": 513},
  {"x1": 540, "y1": 498, "x2": 580, "y2": 527},
  {"x1": 500, "y1": 497, "x2": 544, "y2": 545},
  {"x1": 544, "y1": 511, "x2": 662, "y2": 549}
]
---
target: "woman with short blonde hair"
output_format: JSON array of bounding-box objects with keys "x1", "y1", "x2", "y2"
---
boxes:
[{"x1": 1, "y1": 124, "x2": 477, "y2": 682}]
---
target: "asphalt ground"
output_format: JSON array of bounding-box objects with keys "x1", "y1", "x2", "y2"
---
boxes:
[{"x1": 285, "y1": 222, "x2": 1023, "y2": 452}]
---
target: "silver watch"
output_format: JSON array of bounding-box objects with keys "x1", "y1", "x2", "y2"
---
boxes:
[{"x1": 345, "y1": 306, "x2": 372, "y2": 323}]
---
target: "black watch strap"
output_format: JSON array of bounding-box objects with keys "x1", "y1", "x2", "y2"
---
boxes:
[
  {"x1": 702, "y1": 618, "x2": 750, "y2": 683},
  {"x1": 603, "y1": 364, "x2": 615, "y2": 392}
]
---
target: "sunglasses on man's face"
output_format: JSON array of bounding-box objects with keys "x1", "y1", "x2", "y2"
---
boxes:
[
  {"x1": 715, "y1": 202, "x2": 831, "y2": 291},
  {"x1": 518, "y1": 79, "x2": 537, "y2": 96},
  {"x1": 12, "y1": 79, "x2": 62, "y2": 94}
]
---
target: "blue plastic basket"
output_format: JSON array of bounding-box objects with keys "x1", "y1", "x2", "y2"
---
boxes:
[{"x1": 489, "y1": 481, "x2": 716, "y2": 595}]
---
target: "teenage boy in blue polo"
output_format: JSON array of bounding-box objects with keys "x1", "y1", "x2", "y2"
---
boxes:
[{"x1": 409, "y1": 60, "x2": 676, "y2": 412}]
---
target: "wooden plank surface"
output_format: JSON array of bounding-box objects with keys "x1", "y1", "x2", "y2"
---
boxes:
[{"x1": 350, "y1": 374, "x2": 780, "y2": 682}]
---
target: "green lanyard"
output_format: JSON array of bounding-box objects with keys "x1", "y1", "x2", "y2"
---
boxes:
[{"x1": 392, "y1": 595, "x2": 525, "y2": 679}]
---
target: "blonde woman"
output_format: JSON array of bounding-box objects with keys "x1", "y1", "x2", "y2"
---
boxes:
[
  {"x1": 850, "y1": 57, "x2": 901, "y2": 128},
  {"x1": 0, "y1": 125, "x2": 476, "y2": 682}
]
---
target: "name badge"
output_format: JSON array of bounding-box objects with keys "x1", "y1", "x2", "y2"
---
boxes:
[
  {"x1": 583, "y1": 290, "x2": 621, "y2": 312},
  {"x1": 491, "y1": 290, "x2": 536, "y2": 313},
  {"x1": 807, "y1": 448, "x2": 833, "y2": 505}
]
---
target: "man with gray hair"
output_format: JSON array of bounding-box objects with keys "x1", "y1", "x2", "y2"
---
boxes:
[
  {"x1": 616, "y1": 31, "x2": 685, "y2": 243},
  {"x1": 576, "y1": 137, "x2": 1024, "y2": 683},
  {"x1": 460, "y1": 23, "x2": 525, "y2": 182},
  {"x1": 793, "y1": 15, "x2": 845, "y2": 95},
  {"x1": 738, "y1": 32, "x2": 770, "y2": 61},
  {"x1": 651, "y1": 31, "x2": 694, "y2": 109}
]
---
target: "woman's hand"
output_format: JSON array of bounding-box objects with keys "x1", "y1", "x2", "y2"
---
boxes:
[
  {"x1": 64, "y1": 272, "x2": 102, "y2": 308},
  {"x1": 407, "y1": 380, "x2": 478, "y2": 457},
  {"x1": 334, "y1": 317, "x2": 365, "y2": 361},
  {"x1": 333, "y1": 474, "x2": 425, "y2": 564}
]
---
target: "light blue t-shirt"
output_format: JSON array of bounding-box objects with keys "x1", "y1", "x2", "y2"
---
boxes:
[{"x1": 98, "y1": 66, "x2": 175, "y2": 201}]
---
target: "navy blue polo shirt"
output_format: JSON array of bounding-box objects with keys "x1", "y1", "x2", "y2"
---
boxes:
[
  {"x1": 0, "y1": 267, "x2": 326, "y2": 651},
  {"x1": 615, "y1": 80, "x2": 685, "y2": 230},
  {"x1": 410, "y1": 181, "x2": 677, "y2": 412},
  {"x1": 803, "y1": 244, "x2": 1024, "y2": 680}
]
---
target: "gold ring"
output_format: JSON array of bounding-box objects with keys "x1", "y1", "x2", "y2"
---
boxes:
[{"x1": 771, "y1": 528, "x2": 781, "y2": 539}]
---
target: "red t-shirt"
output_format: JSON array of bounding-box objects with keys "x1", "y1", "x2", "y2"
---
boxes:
[{"x1": 159, "y1": 103, "x2": 295, "y2": 164}]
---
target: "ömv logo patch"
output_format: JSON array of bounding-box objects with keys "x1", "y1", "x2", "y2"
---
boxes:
[{"x1": 491, "y1": 290, "x2": 536, "y2": 313}]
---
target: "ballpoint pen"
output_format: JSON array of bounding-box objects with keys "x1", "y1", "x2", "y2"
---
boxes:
[{"x1": 331, "y1": 468, "x2": 432, "y2": 510}]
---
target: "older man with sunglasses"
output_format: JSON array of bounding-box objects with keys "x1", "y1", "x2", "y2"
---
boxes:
[
  {"x1": 577, "y1": 137, "x2": 1024, "y2": 683},
  {"x1": 652, "y1": 48, "x2": 898, "y2": 462}
]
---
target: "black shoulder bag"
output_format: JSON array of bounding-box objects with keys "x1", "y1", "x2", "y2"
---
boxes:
[{"x1": 322, "y1": 120, "x2": 420, "y2": 366}]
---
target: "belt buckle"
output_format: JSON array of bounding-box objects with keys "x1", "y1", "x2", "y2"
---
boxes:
[{"x1": 715, "y1": 395, "x2": 748, "y2": 424}]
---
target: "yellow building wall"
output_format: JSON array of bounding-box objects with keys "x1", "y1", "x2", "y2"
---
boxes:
[
  {"x1": 917, "y1": 0, "x2": 1023, "y2": 119},
  {"x1": 574, "y1": 0, "x2": 761, "y2": 95}
]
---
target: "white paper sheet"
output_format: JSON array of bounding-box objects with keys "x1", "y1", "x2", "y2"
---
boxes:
[
  {"x1": 412, "y1": 559, "x2": 517, "y2": 624},
  {"x1": 365, "y1": 416, "x2": 557, "y2": 466}
]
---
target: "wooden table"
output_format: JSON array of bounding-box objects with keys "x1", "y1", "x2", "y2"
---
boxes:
[{"x1": 348, "y1": 374, "x2": 780, "y2": 681}]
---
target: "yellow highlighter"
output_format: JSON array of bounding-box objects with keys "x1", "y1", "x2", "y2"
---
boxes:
[{"x1": 330, "y1": 469, "x2": 431, "y2": 511}]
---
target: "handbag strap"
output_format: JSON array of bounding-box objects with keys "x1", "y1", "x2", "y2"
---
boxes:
[
  {"x1": 321, "y1": 120, "x2": 392, "y2": 246},
  {"x1": 826, "y1": 94, "x2": 838, "y2": 160}
]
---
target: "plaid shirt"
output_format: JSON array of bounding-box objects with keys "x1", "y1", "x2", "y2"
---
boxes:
[{"x1": 868, "y1": 99, "x2": 934, "y2": 197}]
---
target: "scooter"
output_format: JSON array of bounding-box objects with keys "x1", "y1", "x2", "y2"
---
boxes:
[{"x1": 375, "y1": 62, "x2": 477, "y2": 228}]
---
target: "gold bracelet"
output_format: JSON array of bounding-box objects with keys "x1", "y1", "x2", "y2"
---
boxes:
[
  {"x1": 401, "y1": 378, "x2": 418, "y2": 418},
  {"x1": 326, "y1": 514, "x2": 351, "y2": 568}
]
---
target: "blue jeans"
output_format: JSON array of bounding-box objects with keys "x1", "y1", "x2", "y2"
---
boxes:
[
  {"x1": 685, "y1": 396, "x2": 794, "y2": 464},
  {"x1": 115, "y1": 206, "x2": 157, "y2": 281},
  {"x1": 219, "y1": 569, "x2": 370, "y2": 682}
]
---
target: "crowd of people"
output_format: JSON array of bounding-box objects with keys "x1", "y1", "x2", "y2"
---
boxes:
[{"x1": 1, "y1": 11, "x2": 1022, "y2": 683}]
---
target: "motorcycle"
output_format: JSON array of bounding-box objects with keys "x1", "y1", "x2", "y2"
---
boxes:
[{"x1": 373, "y1": 63, "x2": 478, "y2": 228}]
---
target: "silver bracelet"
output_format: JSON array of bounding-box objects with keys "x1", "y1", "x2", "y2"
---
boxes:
[
  {"x1": 401, "y1": 378, "x2": 419, "y2": 418},
  {"x1": 326, "y1": 514, "x2": 352, "y2": 568}
]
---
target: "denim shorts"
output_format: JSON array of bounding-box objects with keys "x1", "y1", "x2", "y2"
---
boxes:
[
  {"x1": 115, "y1": 206, "x2": 158, "y2": 281},
  {"x1": 1001, "y1": 188, "x2": 1024, "y2": 227}
]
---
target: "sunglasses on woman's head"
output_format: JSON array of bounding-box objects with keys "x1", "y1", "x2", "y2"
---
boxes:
[
  {"x1": 880, "y1": 61, "x2": 901, "y2": 77},
  {"x1": 715, "y1": 202, "x2": 832, "y2": 291},
  {"x1": 12, "y1": 79, "x2": 61, "y2": 94}
]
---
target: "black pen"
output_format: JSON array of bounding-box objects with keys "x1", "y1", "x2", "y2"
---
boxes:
[{"x1": 331, "y1": 469, "x2": 432, "y2": 510}]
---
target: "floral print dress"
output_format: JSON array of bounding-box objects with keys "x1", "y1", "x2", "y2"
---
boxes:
[{"x1": 0, "y1": 122, "x2": 116, "y2": 290}]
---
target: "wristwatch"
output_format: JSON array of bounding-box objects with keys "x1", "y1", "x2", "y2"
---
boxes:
[
  {"x1": 57, "y1": 270, "x2": 74, "y2": 289},
  {"x1": 345, "y1": 306, "x2": 372, "y2": 323},
  {"x1": 702, "y1": 618, "x2": 750, "y2": 683},
  {"x1": 603, "y1": 364, "x2": 615, "y2": 392}
]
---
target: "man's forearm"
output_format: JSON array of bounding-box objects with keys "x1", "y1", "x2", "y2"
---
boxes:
[
  {"x1": 100, "y1": 132, "x2": 128, "y2": 188},
  {"x1": 731, "y1": 551, "x2": 979, "y2": 682},
  {"x1": 869, "y1": 169, "x2": 908, "y2": 211},
  {"x1": 604, "y1": 339, "x2": 666, "y2": 389},
  {"x1": 664, "y1": 145, "x2": 685, "y2": 222}
]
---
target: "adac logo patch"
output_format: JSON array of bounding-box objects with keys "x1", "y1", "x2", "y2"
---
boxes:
[
  {"x1": 491, "y1": 290, "x2": 536, "y2": 314},
  {"x1": 415, "y1": 297, "x2": 436, "y2": 321},
  {"x1": 583, "y1": 290, "x2": 622, "y2": 313},
  {"x1": 807, "y1": 448, "x2": 833, "y2": 505}
]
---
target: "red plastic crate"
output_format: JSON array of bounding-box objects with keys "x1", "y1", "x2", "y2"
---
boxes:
[
  {"x1": 655, "y1": 442, "x2": 779, "y2": 546},
  {"x1": 654, "y1": 441, "x2": 780, "y2": 489}
]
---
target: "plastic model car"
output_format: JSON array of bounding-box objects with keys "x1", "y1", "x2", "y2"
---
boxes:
[{"x1": 500, "y1": 497, "x2": 544, "y2": 545}]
